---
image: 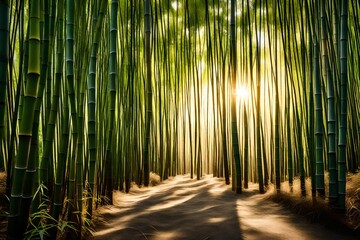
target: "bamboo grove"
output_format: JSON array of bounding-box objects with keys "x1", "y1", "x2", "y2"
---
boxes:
[{"x1": 0, "y1": 0, "x2": 359, "y2": 239}]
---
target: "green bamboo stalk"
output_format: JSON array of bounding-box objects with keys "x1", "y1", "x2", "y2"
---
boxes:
[
  {"x1": 193, "y1": 5, "x2": 203, "y2": 180},
  {"x1": 19, "y1": 0, "x2": 51, "y2": 234},
  {"x1": 115, "y1": 5, "x2": 125, "y2": 190},
  {"x1": 314, "y1": 0, "x2": 325, "y2": 197},
  {"x1": 272, "y1": 0, "x2": 281, "y2": 193},
  {"x1": 306, "y1": 0, "x2": 316, "y2": 197},
  {"x1": 104, "y1": 0, "x2": 119, "y2": 202},
  {"x1": 18, "y1": 6, "x2": 31, "y2": 130},
  {"x1": 75, "y1": 0, "x2": 90, "y2": 208},
  {"x1": 8, "y1": 0, "x2": 29, "y2": 197},
  {"x1": 349, "y1": 0, "x2": 359, "y2": 173},
  {"x1": 31, "y1": 0, "x2": 56, "y2": 214},
  {"x1": 230, "y1": 0, "x2": 242, "y2": 194},
  {"x1": 321, "y1": 0, "x2": 338, "y2": 204},
  {"x1": 0, "y1": 0, "x2": 9, "y2": 170},
  {"x1": 287, "y1": 105, "x2": 293, "y2": 190},
  {"x1": 124, "y1": 0, "x2": 135, "y2": 193},
  {"x1": 143, "y1": 0, "x2": 152, "y2": 186},
  {"x1": 49, "y1": 83, "x2": 69, "y2": 240},
  {"x1": 221, "y1": 73, "x2": 230, "y2": 184},
  {"x1": 254, "y1": 0, "x2": 264, "y2": 194},
  {"x1": 44, "y1": 0, "x2": 56, "y2": 145},
  {"x1": 296, "y1": 109, "x2": 306, "y2": 196},
  {"x1": 299, "y1": 0, "x2": 306, "y2": 196},
  {"x1": 338, "y1": 0, "x2": 348, "y2": 210},
  {"x1": 65, "y1": 0, "x2": 82, "y2": 235},
  {"x1": 39, "y1": 0, "x2": 63, "y2": 198},
  {"x1": 243, "y1": 105, "x2": 249, "y2": 188},
  {"x1": 87, "y1": 0, "x2": 108, "y2": 218},
  {"x1": 7, "y1": 0, "x2": 41, "y2": 238}
]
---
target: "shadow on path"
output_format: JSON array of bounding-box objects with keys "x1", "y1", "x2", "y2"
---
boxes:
[{"x1": 93, "y1": 175, "x2": 359, "y2": 240}]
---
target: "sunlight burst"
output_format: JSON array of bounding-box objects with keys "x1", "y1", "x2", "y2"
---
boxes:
[
  {"x1": 235, "y1": 85, "x2": 249, "y2": 100},
  {"x1": 171, "y1": 1, "x2": 181, "y2": 11}
]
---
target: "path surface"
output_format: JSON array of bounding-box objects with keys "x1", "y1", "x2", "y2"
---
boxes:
[{"x1": 93, "y1": 175, "x2": 358, "y2": 240}]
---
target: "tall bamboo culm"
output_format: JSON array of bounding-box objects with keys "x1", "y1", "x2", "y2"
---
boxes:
[
  {"x1": 2, "y1": 2, "x2": 359, "y2": 239},
  {"x1": 7, "y1": 0, "x2": 41, "y2": 238},
  {"x1": 0, "y1": 0, "x2": 9, "y2": 171}
]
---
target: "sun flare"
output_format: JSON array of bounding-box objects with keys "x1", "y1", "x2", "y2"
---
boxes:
[{"x1": 235, "y1": 85, "x2": 249, "y2": 100}]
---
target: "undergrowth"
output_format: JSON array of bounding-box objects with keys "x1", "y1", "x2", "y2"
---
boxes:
[{"x1": 267, "y1": 171, "x2": 360, "y2": 236}]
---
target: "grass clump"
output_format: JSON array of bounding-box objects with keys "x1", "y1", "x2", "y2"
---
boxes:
[
  {"x1": 267, "y1": 172, "x2": 360, "y2": 236},
  {"x1": 346, "y1": 172, "x2": 360, "y2": 230}
]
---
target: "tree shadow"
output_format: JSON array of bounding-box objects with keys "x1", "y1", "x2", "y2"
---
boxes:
[
  {"x1": 93, "y1": 176, "x2": 360, "y2": 240},
  {"x1": 93, "y1": 176, "x2": 245, "y2": 239}
]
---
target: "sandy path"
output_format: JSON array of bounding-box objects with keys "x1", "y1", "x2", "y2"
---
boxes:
[{"x1": 93, "y1": 175, "x2": 358, "y2": 240}]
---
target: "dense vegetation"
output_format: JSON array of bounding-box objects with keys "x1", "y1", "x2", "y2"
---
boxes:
[{"x1": 0, "y1": 0, "x2": 359, "y2": 239}]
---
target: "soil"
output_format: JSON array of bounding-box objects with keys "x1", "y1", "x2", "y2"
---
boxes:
[
  {"x1": 92, "y1": 174, "x2": 360, "y2": 240},
  {"x1": 0, "y1": 172, "x2": 7, "y2": 240},
  {"x1": 1, "y1": 171, "x2": 359, "y2": 239}
]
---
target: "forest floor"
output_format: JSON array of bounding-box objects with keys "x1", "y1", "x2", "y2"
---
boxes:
[
  {"x1": 92, "y1": 174, "x2": 360, "y2": 240},
  {"x1": 0, "y1": 172, "x2": 7, "y2": 240},
  {"x1": 0, "y1": 171, "x2": 359, "y2": 239}
]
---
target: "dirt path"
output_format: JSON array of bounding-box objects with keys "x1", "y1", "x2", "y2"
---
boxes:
[{"x1": 93, "y1": 175, "x2": 358, "y2": 240}]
